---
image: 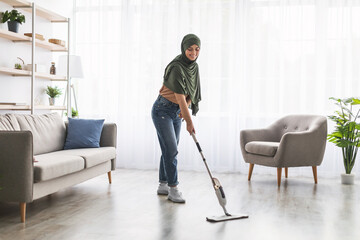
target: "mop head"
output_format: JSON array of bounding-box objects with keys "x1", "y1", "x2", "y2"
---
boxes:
[{"x1": 206, "y1": 214, "x2": 249, "y2": 222}]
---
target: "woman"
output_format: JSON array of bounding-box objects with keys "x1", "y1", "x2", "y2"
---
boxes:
[{"x1": 151, "y1": 34, "x2": 201, "y2": 203}]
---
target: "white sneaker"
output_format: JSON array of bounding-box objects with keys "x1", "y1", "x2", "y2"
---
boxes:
[
  {"x1": 157, "y1": 183, "x2": 169, "y2": 195},
  {"x1": 168, "y1": 187, "x2": 186, "y2": 203}
]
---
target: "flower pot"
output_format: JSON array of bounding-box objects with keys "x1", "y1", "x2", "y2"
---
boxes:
[
  {"x1": 341, "y1": 173, "x2": 355, "y2": 185},
  {"x1": 7, "y1": 21, "x2": 19, "y2": 33},
  {"x1": 49, "y1": 98, "x2": 55, "y2": 106}
]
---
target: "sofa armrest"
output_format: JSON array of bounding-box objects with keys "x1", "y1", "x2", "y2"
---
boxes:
[
  {"x1": 100, "y1": 123, "x2": 117, "y2": 148},
  {"x1": 274, "y1": 127, "x2": 327, "y2": 167},
  {"x1": 0, "y1": 131, "x2": 33, "y2": 203},
  {"x1": 100, "y1": 123, "x2": 117, "y2": 170}
]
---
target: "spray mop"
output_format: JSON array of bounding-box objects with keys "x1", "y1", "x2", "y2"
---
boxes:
[{"x1": 191, "y1": 133, "x2": 249, "y2": 222}]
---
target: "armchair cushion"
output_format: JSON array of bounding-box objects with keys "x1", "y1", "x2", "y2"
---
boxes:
[{"x1": 245, "y1": 141, "x2": 280, "y2": 157}]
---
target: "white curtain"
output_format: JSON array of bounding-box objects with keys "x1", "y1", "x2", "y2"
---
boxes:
[{"x1": 74, "y1": 0, "x2": 360, "y2": 177}]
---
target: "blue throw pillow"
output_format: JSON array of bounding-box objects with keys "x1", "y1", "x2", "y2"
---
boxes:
[{"x1": 64, "y1": 118, "x2": 105, "y2": 149}]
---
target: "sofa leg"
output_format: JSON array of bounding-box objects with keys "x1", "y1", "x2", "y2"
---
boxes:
[
  {"x1": 107, "y1": 171, "x2": 112, "y2": 184},
  {"x1": 312, "y1": 166, "x2": 318, "y2": 184},
  {"x1": 20, "y1": 202, "x2": 26, "y2": 223},
  {"x1": 277, "y1": 168, "x2": 282, "y2": 187},
  {"x1": 285, "y1": 168, "x2": 288, "y2": 178},
  {"x1": 248, "y1": 164, "x2": 254, "y2": 181}
]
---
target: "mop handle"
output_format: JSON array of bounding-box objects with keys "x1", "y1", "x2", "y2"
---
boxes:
[
  {"x1": 191, "y1": 133, "x2": 215, "y2": 181},
  {"x1": 191, "y1": 133, "x2": 204, "y2": 159}
]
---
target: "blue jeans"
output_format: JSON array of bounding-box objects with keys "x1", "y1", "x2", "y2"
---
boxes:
[{"x1": 152, "y1": 95, "x2": 182, "y2": 186}]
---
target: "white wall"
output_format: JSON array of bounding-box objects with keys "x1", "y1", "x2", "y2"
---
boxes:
[{"x1": 0, "y1": 0, "x2": 74, "y2": 114}]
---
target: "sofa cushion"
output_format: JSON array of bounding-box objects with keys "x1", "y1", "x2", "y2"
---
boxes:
[
  {"x1": 0, "y1": 114, "x2": 20, "y2": 130},
  {"x1": 64, "y1": 118, "x2": 105, "y2": 149},
  {"x1": 53, "y1": 147, "x2": 116, "y2": 168},
  {"x1": 245, "y1": 141, "x2": 280, "y2": 157},
  {"x1": 15, "y1": 113, "x2": 66, "y2": 155},
  {"x1": 34, "y1": 153, "x2": 85, "y2": 182}
]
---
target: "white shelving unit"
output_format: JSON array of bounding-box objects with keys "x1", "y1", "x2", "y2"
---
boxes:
[{"x1": 0, "y1": 0, "x2": 70, "y2": 114}]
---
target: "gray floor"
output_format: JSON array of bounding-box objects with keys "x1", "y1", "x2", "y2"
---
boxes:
[{"x1": 0, "y1": 169, "x2": 359, "y2": 240}]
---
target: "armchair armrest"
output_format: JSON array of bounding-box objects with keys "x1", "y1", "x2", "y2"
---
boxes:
[
  {"x1": 240, "y1": 127, "x2": 280, "y2": 160},
  {"x1": 240, "y1": 127, "x2": 279, "y2": 147},
  {"x1": 0, "y1": 131, "x2": 33, "y2": 203},
  {"x1": 274, "y1": 127, "x2": 327, "y2": 167}
]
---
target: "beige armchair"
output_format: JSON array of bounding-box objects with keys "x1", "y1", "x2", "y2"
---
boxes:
[{"x1": 240, "y1": 115, "x2": 327, "y2": 187}]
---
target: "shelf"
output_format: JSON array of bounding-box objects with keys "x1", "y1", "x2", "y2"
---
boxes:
[
  {"x1": 0, "y1": 67, "x2": 67, "y2": 81},
  {"x1": 0, "y1": 104, "x2": 29, "y2": 110},
  {"x1": 0, "y1": 29, "x2": 68, "y2": 51},
  {"x1": 0, "y1": 28, "x2": 29, "y2": 41},
  {"x1": 33, "y1": 38, "x2": 67, "y2": 51},
  {"x1": 0, "y1": 105, "x2": 66, "y2": 110},
  {"x1": 35, "y1": 105, "x2": 66, "y2": 110},
  {"x1": 0, "y1": 0, "x2": 68, "y2": 22}
]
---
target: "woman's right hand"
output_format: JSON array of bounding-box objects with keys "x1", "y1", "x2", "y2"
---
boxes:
[
  {"x1": 186, "y1": 121, "x2": 195, "y2": 135},
  {"x1": 174, "y1": 93, "x2": 195, "y2": 135}
]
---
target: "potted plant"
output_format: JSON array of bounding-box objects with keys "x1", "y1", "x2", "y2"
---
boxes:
[
  {"x1": 14, "y1": 57, "x2": 25, "y2": 70},
  {"x1": 71, "y1": 108, "x2": 79, "y2": 118},
  {"x1": 65, "y1": 107, "x2": 79, "y2": 118},
  {"x1": 45, "y1": 86, "x2": 62, "y2": 106},
  {"x1": 1, "y1": 10, "x2": 26, "y2": 33},
  {"x1": 328, "y1": 97, "x2": 360, "y2": 184}
]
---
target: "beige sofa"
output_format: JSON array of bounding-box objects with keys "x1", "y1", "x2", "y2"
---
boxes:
[{"x1": 0, "y1": 113, "x2": 117, "y2": 222}]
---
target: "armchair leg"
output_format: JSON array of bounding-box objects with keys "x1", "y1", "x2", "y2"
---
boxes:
[
  {"x1": 107, "y1": 171, "x2": 112, "y2": 184},
  {"x1": 248, "y1": 164, "x2": 254, "y2": 181},
  {"x1": 285, "y1": 168, "x2": 288, "y2": 178},
  {"x1": 20, "y1": 202, "x2": 26, "y2": 223},
  {"x1": 312, "y1": 166, "x2": 318, "y2": 184},
  {"x1": 277, "y1": 168, "x2": 282, "y2": 187}
]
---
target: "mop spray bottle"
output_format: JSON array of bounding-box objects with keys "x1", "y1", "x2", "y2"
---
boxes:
[{"x1": 213, "y1": 178, "x2": 228, "y2": 214}]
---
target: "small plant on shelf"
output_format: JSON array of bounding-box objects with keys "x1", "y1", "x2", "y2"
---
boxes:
[
  {"x1": 14, "y1": 57, "x2": 24, "y2": 70},
  {"x1": 72, "y1": 108, "x2": 79, "y2": 118},
  {"x1": 46, "y1": 86, "x2": 62, "y2": 98},
  {"x1": 14, "y1": 57, "x2": 25, "y2": 70},
  {"x1": 45, "y1": 86, "x2": 62, "y2": 106},
  {"x1": 1, "y1": 10, "x2": 26, "y2": 33},
  {"x1": 14, "y1": 63, "x2": 22, "y2": 70},
  {"x1": 65, "y1": 108, "x2": 79, "y2": 118}
]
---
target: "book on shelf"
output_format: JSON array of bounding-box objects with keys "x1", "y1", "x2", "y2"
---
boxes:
[{"x1": 0, "y1": 102, "x2": 27, "y2": 106}]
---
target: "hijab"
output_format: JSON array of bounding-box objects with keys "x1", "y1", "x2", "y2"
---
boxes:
[{"x1": 163, "y1": 34, "x2": 201, "y2": 116}]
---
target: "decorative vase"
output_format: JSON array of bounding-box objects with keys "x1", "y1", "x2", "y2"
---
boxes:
[
  {"x1": 341, "y1": 173, "x2": 355, "y2": 185},
  {"x1": 7, "y1": 21, "x2": 19, "y2": 33},
  {"x1": 49, "y1": 98, "x2": 55, "y2": 106}
]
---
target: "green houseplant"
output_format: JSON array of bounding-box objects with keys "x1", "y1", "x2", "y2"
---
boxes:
[
  {"x1": 14, "y1": 63, "x2": 22, "y2": 70},
  {"x1": 327, "y1": 97, "x2": 360, "y2": 184},
  {"x1": 65, "y1": 107, "x2": 79, "y2": 118},
  {"x1": 71, "y1": 108, "x2": 79, "y2": 118},
  {"x1": 45, "y1": 86, "x2": 62, "y2": 106},
  {"x1": 14, "y1": 57, "x2": 25, "y2": 70},
  {"x1": 1, "y1": 10, "x2": 26, "y2": 33}
]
